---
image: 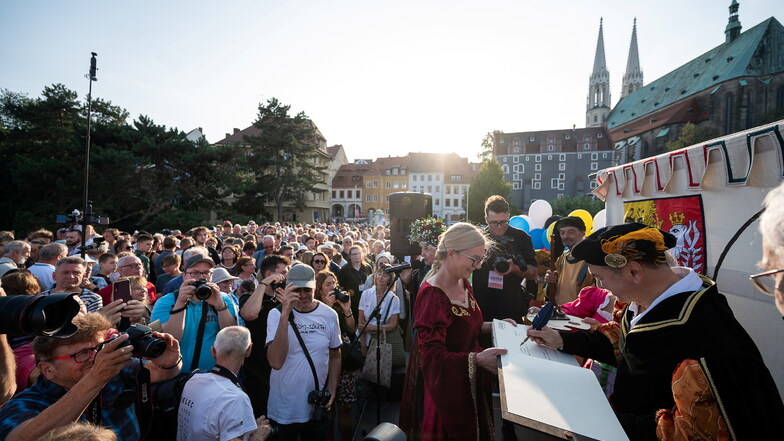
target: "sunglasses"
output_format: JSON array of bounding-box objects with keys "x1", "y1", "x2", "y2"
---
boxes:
[
  {"x1": 313, "y1": 260, "x2": 326, "y2": 264},
  {"x1": 749, "y1": 269, "x2": 784, "y2": 296}
]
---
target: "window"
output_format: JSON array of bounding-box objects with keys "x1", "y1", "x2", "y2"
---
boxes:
[
  {"x1": 351, "y1": 175, "x2": 360, "y2": 182},
  {"x1": 602, "y1": 153, "x2": 608, "y2": 158},
  {"x1": 590, "y1": 181, "x2": 598, "y2": 189},
  {"x1": 533, "y1": 182, "x2": 541, "y2": 190},
  {"x1": 535, "y1": 155, "x2": 542, "y2": 162},
  {"x1": 558, "y1": 173, "x2": 565, "y2": 180},
  {"x1": 435, "y1": 198, "x2": 440, "y2": 206},
  {"x1": 514, "y1": 147, "x2": 519, "y2": 153},
  {"x1": 445, "y1": 199, "x2": 451, "y2": 207},
  {"x1": 551, "y1": 178, "x2": 559, "y2": 189},
  {"x1": 547, "y1": 155, "x2": 553, "y2": 160},
  {"x1": 454, "y1": 198, "x2": 460, "y2": 207},
  {"x1": 559, "y1": 163, "x2": 566, "y2": 171},
  {"x1": 534, "y1": 173, "x2": 541, "y2": 180},
  {"x1": 591, "y1": 162, "x2": 599, "y2": 170},
  {"x1": 339, "y1": 190, "x2": 345, "y2": 198},
  {"x1": 356, "y1": 190, "x2": 361, "y2": 198},
  {"x1": 597, "y1": 133, "x2": 603, "y2": 138},
  {"x1": 332, "y1": 190, "x2": 337, "y2": 198},
  {"x1": 435, "y1": 175, "x2": 440, "y2": 181},
  {"x1": 413, "y1": 175, "x2": 418, "y2": 181},
  {"x1": 394, "y1": 181, "x2": 399, "y2": 188},
  {"x1": 366, "y1": 195, "x2": 371, "y2": 202},
  {"x1": 502, "y1": 157, "x2": 508, "y2": 163},
  {"x1": 535, "y1": 164, "x2": 542, "y2": 171},
  {"x1": 365, "y1": 182, "x2": 372, "y2": 188},
  {"x1": 385, "y1": 195, "x2": 390, "y2": 202},
  {"x1": 502, "y1": 164, "x2": 510, "y2": 174},
  {"x1": 373, "y1": 195, "x2": 378, "y2": 202},
  {"x1": 385, "y1": 169, "x2": 390, "y2": 175},
  {"x1": 557, "y1": 194, "x2": 565, "y2": 199},
  {"x1": 565, "y1": 135, "x2": 570, "y2": 140},
  {"x1": 385, "y1": 181, "x2": 391, "y2": 189},
  {"x1": 584, "y1": 143, "x2": 591, "y2": 151},
  {"x1": 591, "y1": 153, "x2": 598, "y2": 161},
  {"x1": 559, "y1": 154, "x2": 566, "y2": 162},
  {"x1": 435, "y1": 186, "x2": 440, "y2": 193},
  {"x1": 530, "y1": 136, "x2": 535, "y2": 142},
  {"x1": 392, "y1": 168, "x2": 399, "y2": 175},
  {"x1": 428, "y1": 175, "x2": 433, "y2": 181},
  {"x1": 548, "y1": 145, "x2": 554, "y2": 152},
  {"x1": 526, "y1": 156, "x2": 530, "y2": 161},
  {"x1": 402, "y1": 182, "x2": 407, "y2": 189},
  {"x1": 451, "y1": 175, "x2": 462, "y2": 181},
  {"x1": 428, "y1": 186, "x2": 433, "y2": 193},
  {"x1": 373, "y1": 180, "x2": 378, "y2": 188},
  {"x1": 513, "y1": 174, "x2": 519, "y2": 181},
  {"x1": 558, "y1": 182, "x2": 565, "y2": 190},
  {"x1": 514, "y1": 156, "x2": 519, "y2": 163},
  {"x1": 577, "y1": 153, "x2": 582, "y2": 159},
  {"x1": 513, "y1": 182, "x2": 521, "y2": 190}
]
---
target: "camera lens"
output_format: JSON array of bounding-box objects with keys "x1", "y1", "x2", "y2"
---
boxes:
[
  {"x1": 125, "y1": 324, "x2": 167, "y2": 358},
  {"x1": 0, "y1": 293, "x2": 81, "y2": 337},
  {"x1": 493, "y1": 257, "x2": 510, "y2": 273},
  {"x1": 195, "y1": 285, "x2": 212, "y2": 301}
]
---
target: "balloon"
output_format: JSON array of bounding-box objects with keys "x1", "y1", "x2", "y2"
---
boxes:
[
  {"x1": 528, "y1": 200, "x2": 552, "y2": 229},
  {"x1": 592, "y1": 209, "x2": 607, "y2": 230},
  {"x1": 546, "y1": 221, "x2": 557, "y2": 244},
  {"x1": 509, "y1": 215, "x2": 530, "y2": 233},
  {"x1": 544, "y1": 215, "x2": 562, "y2": 229},
  {"x1": 568, "y1": 209, "x2": 593, "y2": 232},
  {"x1": 542, "y1": 234, "x2": 551, "y2": 251},
  {"x1": 542, "y1": 228, "x2": 552, "y2": 250},
  {"x1": 530, "y1": 228, "x2": 545, "y2": 250}
]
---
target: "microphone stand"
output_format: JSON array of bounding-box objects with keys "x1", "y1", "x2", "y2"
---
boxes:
[{"x1": 352, "y1": 271, "x2": 400, "y2": 426}]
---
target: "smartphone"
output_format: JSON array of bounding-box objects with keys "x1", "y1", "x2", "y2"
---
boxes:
[{"x1": 112, "y1": 279, "x2": 133, "y2": 303}]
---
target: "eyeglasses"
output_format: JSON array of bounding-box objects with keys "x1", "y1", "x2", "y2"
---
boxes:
[
  {"x1": 186, "y1": 270, "x2": 213, "y2": 277},
  {"x1": 749, "y1": 269, "x2": 784, "y2": 296},
  {"x1": 49, "y1": 342, "x2": 103, "y2": 363},
  {"x1": 457, "y1": 250, "x2": 486, "y2": 267},
  {"x1": 313, "y1": 260, "x2": 326, "y2": 264},
  {"x1": 487, "y1": 220, "x2": 509, "y2": 227}
]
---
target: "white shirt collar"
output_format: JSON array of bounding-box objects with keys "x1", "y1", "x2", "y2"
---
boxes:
[{"x1": 629, "y1": 267, "x2": 703, "y2": 328}]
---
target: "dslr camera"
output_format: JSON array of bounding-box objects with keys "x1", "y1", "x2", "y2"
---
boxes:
[
  {"x1": 107, "y1": 324, "x2": 167, "y2": 359},
  {"x1": 332, "y1": 287, "x2": 350, "y2": 303},
  {"x1": 270, "y1": 279, "x2": 287, "y2": 292},
  {"x1": 190, "y1": 278, "x2": 213, "y2": 301},
  {"x1": 308, "y1": 389, "x2": 332, "y2": 421},
  {"x1": 484, "y1": 236, "x2": 527, "y2": 274}
]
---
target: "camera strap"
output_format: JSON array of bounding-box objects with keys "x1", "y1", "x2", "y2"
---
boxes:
[
  {"x1": 86, "y1": 395, "x2": 102, "y2": 424},
  {"x1": 210, "y1": 364, "x2": 244, "y2": 391},
  {"x1": 189, "y1": 302, "x2": 210, "y2": 371},
  {"x1": 287, "y1": 312, "x2": 326, "y2": 392},
  {"x1": 135, "y1": 361, "x2": 153, "y2": 439}
]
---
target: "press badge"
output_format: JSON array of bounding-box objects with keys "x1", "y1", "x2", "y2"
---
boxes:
[{"x1": 488, "y1": 271, "x2": 504, "y2": 290}]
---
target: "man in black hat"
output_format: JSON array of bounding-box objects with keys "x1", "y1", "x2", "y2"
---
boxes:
[
  {"x1": 542, "y1": 216, "x2": 594, "y2": 304},
  {"x1": 527, "y1": 223, "x2": 784, "y2": 440}
]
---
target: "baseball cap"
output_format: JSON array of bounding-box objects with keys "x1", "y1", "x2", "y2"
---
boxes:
[
  {"x1": 183, "y1": 255, "x2": 216, "y2": 271},
  {"x1": 287, "y1": 264, "x2": 316, "y2": 289}
]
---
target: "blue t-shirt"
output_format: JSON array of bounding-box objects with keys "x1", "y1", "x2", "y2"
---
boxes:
[
  {"x1": 151, "y1": 291, "x2": 237, "y2": 372},
  {"x1": 162, "y1": 274, "x2": 184, "y2": 295},
  {"x1": 0, "y1": 362, "x2": 143, "y2": 441}
]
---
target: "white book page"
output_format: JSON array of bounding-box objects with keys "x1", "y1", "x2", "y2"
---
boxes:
[
  {"x1": 500, "y1": 353, "x2": 629, "y2": 441},
  {"x1": 492, "y1": 319, "x2": 579, "y2": 367}
]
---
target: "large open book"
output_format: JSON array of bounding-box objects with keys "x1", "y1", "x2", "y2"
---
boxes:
[{"x1": 492, "y1": 319, "x2": 629, "y2": 441}]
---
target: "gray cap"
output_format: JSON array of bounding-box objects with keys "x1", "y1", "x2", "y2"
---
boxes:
[
  {"x1": 287, "y1": 264, "x2": 315, "y2": 289},
  {"x1": 183, "y1": 255, "x2": 215, "y2": 271}
]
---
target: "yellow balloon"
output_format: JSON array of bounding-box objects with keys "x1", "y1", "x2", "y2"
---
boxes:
[
  {"x1": 546, "y1": 222, "x2": 557, "y2": 243},
  {"x1": 568, "y1": 209, "x2": 593, "y2": 232}
]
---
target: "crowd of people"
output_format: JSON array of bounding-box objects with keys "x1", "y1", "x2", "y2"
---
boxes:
[{"x1": 1, "y1": 183, "x2": 784, "y2": 440}]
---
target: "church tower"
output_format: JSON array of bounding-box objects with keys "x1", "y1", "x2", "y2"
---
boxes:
[
  {"x1": 725, "y1": 0, "x2": 742, "y2": 43},
  {"x1": 586, "y1": 18, "x2": 611, "y2": 127},
  {"x1": 621, "y1": 18, "x2": 644, "y2": 98}
]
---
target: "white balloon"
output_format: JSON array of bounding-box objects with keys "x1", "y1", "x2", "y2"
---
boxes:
[
  {"x1": 592, "y1": 209, "x2": 607, "y2": 230},
  {"x1": 528, "y1": 200, "x2": 552, "y2": 229}
]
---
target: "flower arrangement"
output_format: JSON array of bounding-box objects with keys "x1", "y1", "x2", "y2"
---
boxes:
[{"x1": 408, "y1": 216, "x2": 446, "y2": 246}]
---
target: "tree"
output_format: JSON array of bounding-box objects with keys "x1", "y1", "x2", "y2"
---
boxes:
[
  {"x1": 549, "y1": 195, "x2": 604, "y2": 217},
  {"x1": 465, "y1": 159, "x2": 511, "y2": 223},
  {"x1": 232, "y1": 98, "x2": 327, "y2": 221},
  {"x1": 665, "y1": 123, "x2": 720, "y2": 151},
  {"x1": 478, "y1": 130, "x2": 503, "y2": 162}
]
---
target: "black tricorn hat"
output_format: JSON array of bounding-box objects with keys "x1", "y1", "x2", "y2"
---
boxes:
[{"x1": 569, "y1": 222, "x2": 676, "y2": 267}]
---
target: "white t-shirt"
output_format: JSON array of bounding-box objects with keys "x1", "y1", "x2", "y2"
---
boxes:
[
  {"x1": 357, "y1": 286, "x2": 400, "y2": 345},
  {"x1": 177, "y1": 372, "x2": 257, "y2": 441},
  {"x1": 265, "y1": 302, "x2": 342, "y2": 424}
]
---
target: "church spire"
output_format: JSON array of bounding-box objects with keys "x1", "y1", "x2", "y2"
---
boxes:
[
  {"x1": 587, "y1": 18, "x2": 611, "y2": 128},
  {"x1": 621, "y1": 18, "x2": 644, "y2": 98},
  {"x1": 725, "y1": 0, "x2": 742, "y2": 43}
]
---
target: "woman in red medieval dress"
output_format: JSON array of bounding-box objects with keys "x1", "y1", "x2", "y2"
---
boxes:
[{"x1": 411, "y1": 222, "x2": 511, "y2": 441}]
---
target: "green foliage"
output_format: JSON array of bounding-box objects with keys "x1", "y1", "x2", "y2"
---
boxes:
[
  {"x1": 549, "y1": 195, "x2": 604, "y2": 217},
  {"x1": 229, "y1": 97, "x2": 327, "y2": 221},
  {"x1": 465, "y1": 159, "x2": 512, "y2": 223},
  {"x1": 478, "y1": 130, "x2": 503, "y2": 162},
  {"x1": 0, "y1": 84, "x2": 240, "y2": 234},
  {"x1": 665, "y1": 123, "x2": 720, "y2": 151}
]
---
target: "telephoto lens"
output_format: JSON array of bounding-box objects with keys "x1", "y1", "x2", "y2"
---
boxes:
[{"x1": 0, "y1": 293, "x2": 81, "y2": 337}]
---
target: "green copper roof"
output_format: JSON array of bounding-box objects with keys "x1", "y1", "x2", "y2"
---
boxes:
[{"x1": 607, "y1": 17, "x2": 784, "y2": 129}]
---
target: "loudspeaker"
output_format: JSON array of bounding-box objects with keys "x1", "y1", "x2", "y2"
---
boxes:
[{"x1": 389, "y1": 192, "x2": 432, "y2": 257}]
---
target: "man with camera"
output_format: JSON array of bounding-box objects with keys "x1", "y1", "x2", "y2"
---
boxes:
[
  {"x1": 472, "y1": 195, "x2": 537, "y2": 325},
  {"x1": 266, "y1": 264, "x2": 341, "y2": 440},
  {"x1": 0, "y1": 312, "x2": 182, "y2": 441},
  {"x1": 151, "y1": 255, "x2": 237, "y2": 372},
  {"x1": 239, "y1": 254, "x2": 290, "y2": 417},
  {"x1": 177, "y1": 326, "x2": 272, "y2": 441}
]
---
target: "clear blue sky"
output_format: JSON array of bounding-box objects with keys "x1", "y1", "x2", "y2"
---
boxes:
[{"x1": 1, "y1": 0, "x2": 782, "y2": 162}]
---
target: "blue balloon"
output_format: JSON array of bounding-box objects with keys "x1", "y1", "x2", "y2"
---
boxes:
[
  {"x1": 530, "y1": 228, "x2": 545, "y2": 249},
  {"x1": 542, "y1": 228, "x2": 551, "y2": 250},
  {"x1": 509, "y1": 215, "x2": 530, "y2": 233}
]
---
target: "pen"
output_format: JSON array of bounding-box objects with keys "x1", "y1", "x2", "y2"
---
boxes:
[{"x1": 521, "y1": 301, "x2": 555, "y2": 346}]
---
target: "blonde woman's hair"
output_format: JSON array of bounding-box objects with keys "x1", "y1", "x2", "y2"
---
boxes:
[{"x1": 427, "y1": 222, "x2": 490, "y2": 278}]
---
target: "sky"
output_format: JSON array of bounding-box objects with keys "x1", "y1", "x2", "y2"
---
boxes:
[{"x1": 2, "y1": 0, "x2": 782, "y2": 163}]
